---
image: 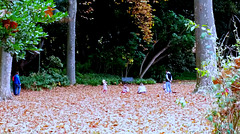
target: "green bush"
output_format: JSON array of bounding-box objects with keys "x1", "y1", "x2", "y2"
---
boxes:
[
  {"x1": 21, "y1": 69, "x2": 70, "y2": 91},
  {"x1": 149, "y1": 65, "x2": 167, "y2": 82},
  {"x1": 206, "y1": 56, "x2": 240, "y2": 133},
  {"x1": 174, "y1": 71, "x2": 196, "y2": 80},
  {"x1": 76, "y1": 73, "x2": 121, "y2": 86},
  {"x1": 205, "y1": 27, "x2": 240, "y2": 133},
  {"x1": 76, "y1": 73, "x2": 156, "y2": 86},
  {"x1": 134, "y1": 78, "x2": 156, "y2": 85}
]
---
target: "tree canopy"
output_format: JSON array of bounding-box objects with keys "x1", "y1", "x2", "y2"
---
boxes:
[{"x1": 7, "y1": 0, "x2": 240, "y2": 81}]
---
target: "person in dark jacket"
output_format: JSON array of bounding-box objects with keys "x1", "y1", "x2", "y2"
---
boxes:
[
  {"x1": 165, "y1": 70, "x2": 173, "y2": 93},
  {"x1": 13, "y1": 72, "x2": 21, "y2": 96}
]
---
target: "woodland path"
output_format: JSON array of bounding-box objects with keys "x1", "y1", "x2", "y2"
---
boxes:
[{"x1": 0, "y1": 81, "x2": 213, "y2": 133}]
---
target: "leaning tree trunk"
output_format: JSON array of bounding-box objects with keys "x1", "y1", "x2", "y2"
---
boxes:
[
  {"x1": 139, "y1": 44, "x2": 169, "y2": 79},
  {"x1": 194, "y1": 0, "x2": 217, "y2": 93},
  {"x1": 0, "y1": 46, "x2": 13, "y2": 100},
  {"x1": 67, "y1": 0, "x2": 77, "y2": 85}
]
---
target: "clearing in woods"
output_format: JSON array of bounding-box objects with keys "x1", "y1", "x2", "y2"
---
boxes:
[{"x1": 0, "y1": 81, "x2": 213, "y2": 133}]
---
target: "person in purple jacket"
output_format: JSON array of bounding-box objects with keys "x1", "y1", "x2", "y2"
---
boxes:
[{"x1": 13, "y1": 71, "x2": 21, "y2": 96}]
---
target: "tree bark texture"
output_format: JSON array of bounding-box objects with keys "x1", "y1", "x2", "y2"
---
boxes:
[
  {"x1": 0, "y1": 46, "x2": 13, "y2": 100},
  {"x1": 67, "y1": 0, "x2": 77, "y2": 85},
  {"x1": 194, "y1": 0, "x2": 217, "y2": 93}
]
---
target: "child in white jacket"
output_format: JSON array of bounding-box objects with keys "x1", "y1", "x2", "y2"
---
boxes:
[
  {"x1": 137, "y1": 83, "x2": 146, "y2": 94},
  {"x1": 102, "y1": 79, "x2": 107, "y2": 93}
]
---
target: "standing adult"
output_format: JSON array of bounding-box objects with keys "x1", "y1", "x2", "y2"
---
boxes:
[
  {"x1": 165, "y1": 70, "x2": 173, "y2": 93},
  {"x1": 13, "y1": 72, "x2": 21, "y2": 96}
]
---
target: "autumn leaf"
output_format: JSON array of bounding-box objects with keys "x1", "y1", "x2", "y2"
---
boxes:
[
  {"x1": 4, "y1": 24, "x2": 10, "y2": 29},
  {"x1": 10, "y1": 21, "x2": 18, "y2": 29},
  {"x1": 44, "y1": 7, "x2": 55, "y2": 17},
  {"x1": 213, "y1": 78, "x2": 222, "y2": 85}
]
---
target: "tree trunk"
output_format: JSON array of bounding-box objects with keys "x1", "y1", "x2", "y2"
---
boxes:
[
  {"x1": 0, "y1": 46, "x2": 13, "y2": 100},
  {"x1": 67, "y1": 0, "x2": 77, "y2": 85},
  {"x1": 194, "y1": 0, "x2": 217, "y2": 93},
  {"x1": 140, "y1": 44, "x2": 169, "y2": 78},
  {"x1": 139, "y1": 40, "x2": 159, "y2": 77}
]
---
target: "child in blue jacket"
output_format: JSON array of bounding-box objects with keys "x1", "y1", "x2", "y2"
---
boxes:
[{"x1": 13, "y1": 72, "x2": 21, "y2": 96}]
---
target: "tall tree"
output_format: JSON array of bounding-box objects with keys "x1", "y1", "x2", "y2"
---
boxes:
[
  {"x1": 0, "y1": 41, "x2": 13, "y2": 100},
  {"x1": 67, "y1": 0, "x2": 77, "y2": 85},
  {"x1": 194, "y1": 0, "x2": 217, "y2": 92},
  {"x1": 0, "y1": 0, "x2": 66, "y2": 100}
]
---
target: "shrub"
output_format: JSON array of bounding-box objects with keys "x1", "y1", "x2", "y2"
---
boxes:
[
  {"x1": 21, "y1": 69, "x2": 70, "y2": 91},
  {"x1": 206, "y1": 27, "x2": 240, "y2": 133},
  {"x1": 174, "y1": 71, "x2": 196, "y2": 80},
  {"x1": 149, "y1": 65, "x2": 166, "y2": 82},
  {"x1": 133, "y1": 78, "x2": 156, "y2": 85},
  {"x1": 76, "y1": 73, "x2": 121, "y2": 86},
  {"x1": 207, "y1": 56, "x2": 240, "y2": 133},
  {"x1": 76, "y1": 73, "x2": 156, "y2": 86}
]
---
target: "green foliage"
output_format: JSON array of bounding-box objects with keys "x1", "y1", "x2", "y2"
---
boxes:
[
  {"x1": 148, "y1": 65, "x2": 166, "y2": 82},
  {"x1": 75, "y1": 73, "x2": 156, "y2": 86},
  {"x1": 206, "y1": 26, "x2": 240, "y2": 133},
  {"x1": 195, "y1": 60, "x2": 212, "y2": 78},
  {"x1": 175, "y1": 97, "x2": 187, "y2": 108},
  {"x1": 153, "y1": 11, "x2": 196, "y2": 73},
  {"x1": 207, "y1": 59, "x2": 240, "y2": 133},
  {"x1": 0, "y1": 0, "x2": 67, "y2": 59},
  {"x1": 76, "y1": 73, "x2": 121, "y2": 86},
  {"x1": 76, "y1": 61, "x2": 92, "y2": 73},
  {"x1": 90, "y1": 31, "x2": 146, "y2": 76},
  {"x1": 174, "y1": 72, "x2": 196, "y2": 80},
  {"x1": 21, "y1": 69, "x2": 70, "y2": 91},
  {"x1": 133, "y1": 78, "x2": 156, "y2": 85},
  {"x1": 21, "y1": 54, "x2": 70, "y2": 90},
  {"x1": 46, "y1": 55, "x2": 63, "y2": 68}
]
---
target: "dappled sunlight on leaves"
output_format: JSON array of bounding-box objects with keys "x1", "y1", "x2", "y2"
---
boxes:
[{"x1": 0, "y1": 81, "x2": 213, "y2": 133}]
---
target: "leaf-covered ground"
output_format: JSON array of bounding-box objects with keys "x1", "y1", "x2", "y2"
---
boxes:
[{"x1": 0, "y1": 81, "x2": 213, "y2": 133}]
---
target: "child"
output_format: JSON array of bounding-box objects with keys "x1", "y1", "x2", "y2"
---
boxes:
[
  {"x1": 13, "y1": 71, "x2": 21, "y2": 96},
  {"x1": 122, "y1": 84, "x2": 129, "y2": 93},
  {"x1": 102, "y1": 79, "x2": 108, "y2": 93},
  {"x1": 137, "y1": 83, "x2": 146, "y2": 94},
  {"x1": 163, "y1": 81, "x2": 166, "y2": 92}
]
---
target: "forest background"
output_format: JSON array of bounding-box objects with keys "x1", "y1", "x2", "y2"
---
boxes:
[
  {"x1": 0, "y1": 0, "x2": 240, "y2": 133},
  {"x1": 11, "y1": 0, "x2": 240, "y2": 88}
]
